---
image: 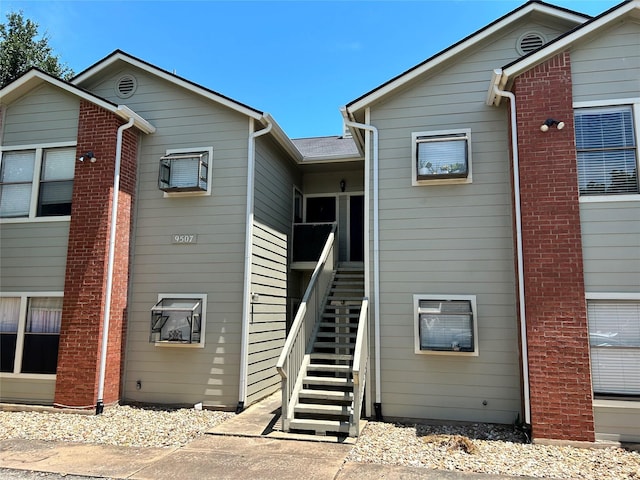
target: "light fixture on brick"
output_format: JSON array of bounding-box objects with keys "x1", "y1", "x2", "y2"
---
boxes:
[
  {"x1": 79, "y1": 151, "x2": 97, "y2": 163},
  {"x1": 540, "y1": 118, "x2": 565, "y2": 132}
]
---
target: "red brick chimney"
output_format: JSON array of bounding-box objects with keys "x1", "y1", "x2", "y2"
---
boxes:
[
  {"x1": 512, "y1": 52, "x2": 595, "y2": 442},
  {"x1": 54, "y1": 101, "x2": 139, "y2": 409}
]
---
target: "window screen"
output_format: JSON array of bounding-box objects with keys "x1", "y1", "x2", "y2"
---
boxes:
[
  {"x1": 418, "y1": 298, "x2": 475, "y2": 352},
  {"x1": 575, "y1": 107, "x2": 638, "y2": 195},
  {"x1": 0, "y1": 297, "x2": 20, "y2": 373},
  {"x1": 38, "y1": 148, "x2": 75, "y2": 216},
  {"x1": 417, "y1": 134, "x2": 468, "y2": 179},
  {"x1": 21, "y1": 297, "x2": 62, "y2": 374},
  {"x1": 158, "y1": 151, "x2": 209, "y2": 193},
  {"x1": 589, "y1": 301, "x2": 640, "y2": 396}
]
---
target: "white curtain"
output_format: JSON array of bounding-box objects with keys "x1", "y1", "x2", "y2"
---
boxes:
[
  {"x1": 0, "y1": 298, "x2": 20, "y2": 332},
  {"x1": 26, "y1": 297, "x2": 62, "y2": 334}
]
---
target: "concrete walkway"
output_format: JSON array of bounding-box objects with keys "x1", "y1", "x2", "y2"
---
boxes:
[{"x1": 0, "y1": 394, "x2": 543, "y2": 480}]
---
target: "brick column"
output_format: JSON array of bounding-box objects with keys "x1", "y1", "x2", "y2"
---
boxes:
[
  {"x1": 54, "y1": 101, "x2": 138, "y2": 408},
  {"x1": 513, "y1": 52, "x2": 595, "y2": 442}
]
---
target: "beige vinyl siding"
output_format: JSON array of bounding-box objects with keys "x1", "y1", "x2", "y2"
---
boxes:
[
  {"x1": 594, "y1": 400, "x2": 640, "y2": 443},
  {"x1": 110, "y1": 67, "x2": 250, "y2": 408},
  {"x1": 0, "y1": 223, "x2": 69, "y2": 291},
  {"x1": 580, "y1": 202, "x2": 640, "y2": 292},
  {"x1": 0, "y1": 377, "x2": 56, "y2": 404},
  {"x1": 246, "y1": 221, "x2": 287, "y2": 405},
  {"x1": 571, "y1": 19, "x2": 640, "y2": 103},
  {"x1": 363, "y1": 18, "x2": 564, "y2": 424},
  {"x1": 1, "y1": 84, "x2": 79, "y2": 147}
]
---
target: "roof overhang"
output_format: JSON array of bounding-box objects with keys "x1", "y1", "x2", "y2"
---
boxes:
[
  {"x1": 346, "y1": 1, "x2": 589, "y2": 114},
  {"x1": 0, "y1": 69, "x2": 155, "y2": 134},
  {"x1": 487, "y1": 0, "x2": 640, "y2": 106},
  {"x1": 72, "y1": 50, "x2": 264, "y2": 121}
]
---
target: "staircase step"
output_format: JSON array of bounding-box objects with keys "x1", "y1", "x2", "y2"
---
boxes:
[
  {"x1": 313, "y1": 341, "x2": 356, "y2": 350},
  {"x1": 316, "y1": 331, "x2": 356, "y2": 339},
  {"x1": 309, "y1": 353, "x2": 353, "y2": 361},
  {"x1": 299, "y1": 388, "x2": 354, "y2": 401},
  {"x1": 303, "y1": 376, "x2": 354, "y2": 387},
  {"x1": 294, "y1": 404, "x2": 352, "y2": 416},
  {"x1": 307, "y1": 363, "x2": 351, "y2": 373},
  {"x1": 288, "y1": 418, "x2": 351, "y2": 434},
  {"x1": 322, "y1": 313, "x2": 361, "y2": 318},
  {"x1": 319, "y1": 322, "x2": 359, "y2": 330},
  {"x1": 327, "y1": 296, "x2": 365, "y2": 302}
]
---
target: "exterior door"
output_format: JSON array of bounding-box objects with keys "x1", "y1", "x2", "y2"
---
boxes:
[{"x1": 349, "y1": 195, "x2": 364, "y2": 262}]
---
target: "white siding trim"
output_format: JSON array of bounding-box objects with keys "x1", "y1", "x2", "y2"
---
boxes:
[{"x1": 586, "y1": 292, "x2": 640, "y2": 301}]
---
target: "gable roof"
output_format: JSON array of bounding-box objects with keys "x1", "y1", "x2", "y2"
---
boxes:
[
  {"x1": 345, "y1": 1, "x2": 589, "y2": 114},
  {"x1": 0, "y1": 68, "x2": 155, "y2": 134},
  {"x1": 72, "y1": 50, "x2": 265, "y2": 120},
  {"x1": 487, "y1": 0, "x2": 640, "y2": 105}
]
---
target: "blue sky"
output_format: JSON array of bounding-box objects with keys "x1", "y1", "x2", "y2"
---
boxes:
[{"x1": 1, "y1": 0, "x2": 618, "y2": 138}]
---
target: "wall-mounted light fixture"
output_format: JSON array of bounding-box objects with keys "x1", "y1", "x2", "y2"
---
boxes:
[
  {"x1": 79, "y1": 151, "x2": 97, "y2": 163},
  {"x1": 540, "y1": 119, "x2": 565, "y2": 132},
  {"x1": 340, "y1": 179, "x2": 346, "y2": 192}
]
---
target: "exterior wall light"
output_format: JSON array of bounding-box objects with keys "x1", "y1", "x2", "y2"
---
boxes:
[
  {"x1": 79, "y1": 151, "x2": 97, "y2": 162},
  {"x1": 540, "y1": 119, "x2": 565, "y2": 132}
]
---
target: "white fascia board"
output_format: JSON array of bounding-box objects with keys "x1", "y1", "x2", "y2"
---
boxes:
[
  {"x1": 262, "y1": 112, "x2": 304, "y2": 163},
  {"x1": 72, "y1": 52, "x2": 263, "y2": 121},
  {"x1": 502, "y1": 1, "x2": 639, "y2": 80},
  {"x1": 116, "y1": 105, "x2": 156, "y2": 134},
  {"x1": 347, "y1": 2, "x2": 588, "y2": 113}
]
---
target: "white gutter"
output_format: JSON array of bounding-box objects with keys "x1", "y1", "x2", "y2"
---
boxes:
[
  {"x1": 96, "y1": 116, "x2": 136, "y2": 414},
  {"x1": 489, "y1": 70, "x2": 531, "y2": 426},
  {"x1": 238, "y1": 116, "x2": 273, "y2": 412},
  {"x1": 340, "y1": 107, "x2": 382, "y2": 415}
]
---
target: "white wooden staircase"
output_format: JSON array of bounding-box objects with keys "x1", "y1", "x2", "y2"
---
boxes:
[{"x1": 288, "y1": 265, "x2": 365, "y2": 436}]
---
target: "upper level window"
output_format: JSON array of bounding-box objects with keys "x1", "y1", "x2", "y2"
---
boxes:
[
  {"x1": 412, "y1": 129, "x2": 472, "y2": 186},
  {"x1": 0, "y1": 146, "x2": 75, "y2": 220},
  {"x1": 575, "y1": 106, "x2": 638, "y2": 196},
  {"x1": 158, "y1": 147, "x2": 212, "y2": 196}
]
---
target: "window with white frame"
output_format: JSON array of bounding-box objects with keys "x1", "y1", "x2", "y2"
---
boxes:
[
  {"x1": 158, "y1": 147, "x2": 212, "y2": 195},
  {"x1": 412, "y1": 129, "x2": 472, "y2": 186},
  {"x1": 0, "y1": 147, "x2": 76, "y2": 219},
  {"x1": 575, "y1": 106, "x2": 639, "y2": 196},
  {"x1": 588, "y1": 300, "x2": 640, "y2": 397},
  {"x1": 414, "y1": 294, "x2": 478, "y2": 355},
  {"x1": 0, "y1": 295, "x2": 63, "y2": 375},
  {"x1": 150, "y1": 294, "x2": 206, "y2": 347}
]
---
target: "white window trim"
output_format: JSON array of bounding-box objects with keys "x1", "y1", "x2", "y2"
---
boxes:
[
  {"x1": 413, "y1": 294, "x2": 479, "y2": 356},
  {"x1": 574, "y1": 99, "x2": 640, "y2": 202},
  {"x1": 0, "y1": 142, "x2": 77, "y2": 224},
  {"x1": 0, "y1": 291, "x2": 63, "y2": 379},
  {"x1": 153, "y1": 293, "x2": 207, "y2": 348},
  {"x1": 161, "y1": 146, "x2": 213, "y2": 198},
  {"x1": 411, "y1": 128, "x2": 472, "y2": 186}
]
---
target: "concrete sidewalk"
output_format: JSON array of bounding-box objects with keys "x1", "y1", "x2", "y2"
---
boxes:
[{"x1": 0, "y1": 394, "x2": 544, "y2": 480}]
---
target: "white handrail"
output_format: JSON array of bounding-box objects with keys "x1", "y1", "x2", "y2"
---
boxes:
[{"x1": 352, "y1": 298, "x2": 369, "y2": 436}]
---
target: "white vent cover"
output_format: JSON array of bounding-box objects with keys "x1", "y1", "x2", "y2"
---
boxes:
[
  {"x1": 517, "y1": 32, "x2": 546, "y2": 56},
  {"x1": 115, "y1": 74, "x2": 137, "y2": 99}
]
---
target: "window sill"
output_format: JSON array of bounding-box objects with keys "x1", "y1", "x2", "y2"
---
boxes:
[
  {"x1": 154, "y1": 341, "x2": 205, "y2": 348},
  {"x1": 415, "y1": 349, "x2": 478, "y2": 357},
  {"x1": 579, "y1": 194, "x2": 640, "y2": 203},
  {"x1": 0, "y1": 216, "x2": 71, "y2": 224},
  {"x1": 412, "y1": 177, "x2": 472, "y2": 187},
  {"x1": 0, "y1": 373, "x2": 56, "y2": 379},
  {"x1": 593, "y1": 398, "x2": 640, "y2": 409}
]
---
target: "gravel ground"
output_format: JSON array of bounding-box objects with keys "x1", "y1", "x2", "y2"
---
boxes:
[
  {"x1": 1, "y1": 406, "x2": 639, "y2": 479},
  {"x1": 347, "y1": 421, "x2": 640, "y2": 480}
]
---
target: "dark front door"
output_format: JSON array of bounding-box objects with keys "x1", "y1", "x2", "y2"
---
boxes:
[{"x1": 349, "y1": 195, "x2": 364, "y2": 262}]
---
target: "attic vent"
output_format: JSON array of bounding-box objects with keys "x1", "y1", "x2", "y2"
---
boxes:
[
  {"x1": 517, "y1": 32, "x2": 546, "y2": 56},
  {"x1": 115, "y1": 74, "x2": 137, "y2": 99}
]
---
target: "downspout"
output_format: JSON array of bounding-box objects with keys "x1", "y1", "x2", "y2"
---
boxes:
[
  {"x1": 96, "y1": 116, "x2": 135, "y2": 414},
  {"x1": 341, "y1": 108, "x2": 383, "y2": 420},
  {"x1": 238, "y1": 115, "x2": 273, "y2": 413},
  {"x1": 491, "y1": 75, "x2": 531, "y2": 428}
]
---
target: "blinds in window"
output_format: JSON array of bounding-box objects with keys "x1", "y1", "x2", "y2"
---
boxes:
[
  {"x1": 42, "y1": 148, "x2": 75, "y2": 180},
  {"x1": 575, "y1": 107, "x2": 638, "y2": 195},
  {"x1": 588, "y1": 301, "x2": 640, "y2": 396},
  {"x1": 418, "y1": 299, "x2": 473, "y2": 351},
  {"x1": 417, "y1": 136, "x2": 468, "y2": 177}
]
